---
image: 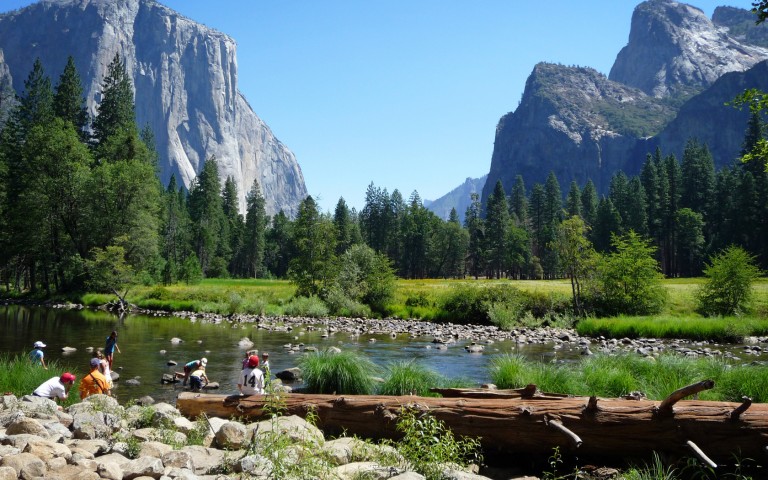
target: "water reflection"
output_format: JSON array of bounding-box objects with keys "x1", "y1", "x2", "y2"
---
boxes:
[
  {"x1": 2, "y1": 305, "x2": 763, "y2": 405},
  {"x1": 1, "y1": 305, "x2": 575, "y2": 404}
]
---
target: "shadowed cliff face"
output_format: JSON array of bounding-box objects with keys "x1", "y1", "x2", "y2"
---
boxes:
[
  {"x1": 482, "y1": 1, "x2": 768, "y2": 206},
  {"x1": 0, "y1": 0, "x2": 307, "y2": 216}
]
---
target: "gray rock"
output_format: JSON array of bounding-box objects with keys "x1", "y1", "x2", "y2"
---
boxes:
[
  {"x1": 65, "y1": 439, "x2": 110, "y2": 456},
  {"x1": 177, "y1": 446, "x2": 226, "y2": 475},
  {"x1": 249, "y1": 415, "x2": 323, "y2": 446},
  {"x1": 161, "y1": 450, "x2": 194, "y2": 470},
  {"x1": 125, "y1": 378, "x2": 141, "y2": 386},
  {"x1": 122, "y1": 456, "x2": 164, "y2": 480},
  {"x1": 21, "y1": 437, "x2": 72, "y2": 461},
  {"x1": 275, "y1": 368, "x2": 302, "y2": 382},
  {"x1": 139, "y1": 441, "x2": 173, "y2": 459},
  {"x1": 215, "y1": 421, "x2": 248, "y2": 450},
  {"x1": 0, "y1": 466, "x2": 16, "y2": 480},
  {"x1": 235, "y1": 454, "x2": 272, "y2": 476},
  {"x1": 71, "y1": 411, "x2": 120, "y2": 440},
  {"x1": 97, "y1": 461, "x2": 124, "y2": 480},
  {"x1": 0, "y1": 452, "x2": 46, "y2": 478},
  {"x1": 6, "y1": 417, "x2": 48, "y2": 437}
]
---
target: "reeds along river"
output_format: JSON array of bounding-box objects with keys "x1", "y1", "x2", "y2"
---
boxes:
[{"x1": 0, "y1": 305, "x2": 573, "y2": 404}]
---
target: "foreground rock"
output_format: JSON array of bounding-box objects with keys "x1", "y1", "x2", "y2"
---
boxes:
[{"x1": 0, "y1": 393, "x2": 492, "y2": 480}]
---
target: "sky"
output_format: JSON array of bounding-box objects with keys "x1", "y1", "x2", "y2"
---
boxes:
[{"x1": 3, "y1": 0, "x2": 732, "y2": 213}]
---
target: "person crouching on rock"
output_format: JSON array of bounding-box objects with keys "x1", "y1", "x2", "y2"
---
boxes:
[
  {"x1": 189, "y1": 365, "x2": 209, "y2": 392},
  {"x1": 79, "y1": 357, "x2": 111, "y2": 399},
  {"x1": 183, "y1": 357, "x2": 207, "y2": 386},
  {"x1": 238, "y1": 355, "x2": 265, "y2": 396},
  {"x1": 33, "y1": 372, "x2": 76, "y2": 405}
]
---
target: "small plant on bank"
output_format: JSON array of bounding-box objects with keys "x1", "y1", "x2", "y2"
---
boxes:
[
  {"x1": 697, "y1": 245, "x2": 761, "y2": 317},
  {"x1": 299, "y1": 349, "x2": 379, "y2": 394},
  {"x1": 384, "y1": 407, "x2": 482, "y2": 480},
  {"x1": 282, "y1": 295, "x2": 330, "y2": 318},
  {"x1": 379, "y1": 360, "x2": 443, "y2": 396}
]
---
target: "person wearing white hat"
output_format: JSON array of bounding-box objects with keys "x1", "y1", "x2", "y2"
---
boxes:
[
  {"x1": 182, "y1": 357, "x2": 207, "y2": 386},
  {"x1": 29, "y1": 341, "x2": 47, "y2": 369}
]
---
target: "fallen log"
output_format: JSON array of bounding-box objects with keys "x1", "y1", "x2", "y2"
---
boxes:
[{"x1": 177, "y1": 381, "x2": 768, "y2": 462}]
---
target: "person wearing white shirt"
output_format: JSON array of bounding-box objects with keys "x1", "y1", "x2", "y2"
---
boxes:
[
  {"x1": 33, "y1": 372, "x2": 76, "y2": 403},
  {"x1": 238, "y1": 355, "x2": 265, "y2": 395}
]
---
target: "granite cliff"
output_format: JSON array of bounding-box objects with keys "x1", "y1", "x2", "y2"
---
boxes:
[
  {"x1": 482, "y1": 0, "x2": 768, "y2": 205},
  {"x1": 0, "y1": 0, "x2": 307, "y2": 216}
]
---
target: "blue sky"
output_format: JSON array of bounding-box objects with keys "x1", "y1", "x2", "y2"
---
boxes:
[{"x1": 3, "y1": 0, "x2": 730, "y2": 213}]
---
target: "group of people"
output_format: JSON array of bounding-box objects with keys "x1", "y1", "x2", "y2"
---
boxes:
[
  {"x1": 30, "y1": 330, "x2": 120, "y2": 404},
  {"x1": 179, "y1": 350, "x2": 271, "y2": 396}
]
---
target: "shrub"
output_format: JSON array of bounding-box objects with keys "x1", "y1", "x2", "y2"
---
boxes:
[
  {"x1": 586, "y1": 231, "x2": 667, "y2": 316},
  {"x1": 386, "y1": 408, "x2": 482, "y2": 480},
  {"x1": 332, "y1": 244, "x2": 397, "y2": 313},
  {"x1": 323, "y1": 285, "x2": 372, "y2": 318},
  {"x1": 179, "y1": 254, "x2": 203, "y2": 285},
  {"x1": 299, "y1": 349, "x2": 379, "y2": 394},
  {"x1": 438, "y1": 283, "x2": 527, "y2": 324},
  {"x1": 283, "y1": 295, "x2": 329, "y2": 318},
  {"x1": 379, "y1": 361, "x2": 443, "y2": 396},
  {"x1": 697, "y1": 246, "x2": 761, "y2": 316}
]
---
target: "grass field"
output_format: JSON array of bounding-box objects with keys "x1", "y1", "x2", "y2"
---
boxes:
[{"x1": 77, "y1": 277, "x2": 768, "y2": 340}]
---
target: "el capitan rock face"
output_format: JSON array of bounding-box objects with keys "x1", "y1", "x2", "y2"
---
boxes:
[
  {"x1": 482, "y1": 0, "x2": 768, "y2": 205},
  {"x1": 0, "y1": 0, "x2": 307, "y2": 216}
]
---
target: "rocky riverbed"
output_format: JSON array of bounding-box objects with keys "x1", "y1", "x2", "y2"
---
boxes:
[{"x1": 0, "y1": 392, "x2": 541, "y2": 480}]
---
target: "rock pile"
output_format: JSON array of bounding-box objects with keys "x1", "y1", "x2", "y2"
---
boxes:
[{"x1": 0, "y1": 393, "x2": 498, "y2": 480}]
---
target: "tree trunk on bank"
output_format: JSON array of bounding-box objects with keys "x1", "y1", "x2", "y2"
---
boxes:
[{"x1": 177, "y1": 385, "x2": 768, "y2": 462}]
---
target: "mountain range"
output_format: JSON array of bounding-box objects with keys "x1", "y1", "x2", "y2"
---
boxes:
[{"x1": 428, "y1": 0, "x2": 768, "y2": 217}]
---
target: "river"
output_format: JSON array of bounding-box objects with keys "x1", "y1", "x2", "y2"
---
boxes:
[
  {"x1": 2, "y1": 305, "x2": 765, "y2": 405},
  {"x1": 1, "y1": 305, "x2": 566, "y2": 404}
]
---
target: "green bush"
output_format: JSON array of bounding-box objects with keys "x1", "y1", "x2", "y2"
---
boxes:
[
  {"x1": 697, "y1": 246, "x2": 761, "y2": 316},
  {"x1": 331, "y1": 244, "x2": 396, "y2": 313},
  {"x1": 283, "y1": 295, "x2": 329, "y2": 318},
  {"x1": 438, "y1": 283, "x2": 527, "y2": 324},
  {"x1": 323, "y1": 285, "x2": 372, "y2": 318},
  {"x1": 586, "y1": 231, "x2": 667, "y2": 316},
  {"x1": 298, "y1": 349, "x2": 379, "y2": 394},
  {"x1": 386, "y1": 408, "x2": 482, "y2": 480},
  {"x1": 379, "y1": 361, "x2": 443, "y2": 396}
]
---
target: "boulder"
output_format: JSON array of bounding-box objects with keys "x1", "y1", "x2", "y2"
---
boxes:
[
  {"x1": 235, "y1": 454, "x2": 272, "y2": 476},
  {"x1": 138, "y1": 441, "x2": 173, "y2": 458},
  {"x1": 122, "y1": 456, "x2": 164, "y2": 480},
  {"x1": 177, "y1": 446, "x2": 226, "y2": 475},
  {"x1": 275, "y1": 368, "x2": 302, "y2": 382},
  {"x1": 6, "y1": 417, "x2": 48, "y2": 437},
  {"x1": 215, "y1": 421, "x2": 248, "y2": 449},
  {"x1": 249, "y1": 415, "x2": 323, "y2": 446},
  {"x1": 0, "y1": 452, "x2": 46, "y2": 478},
  {"x1": 0, "y1": 467, "x2": 16, "y2": 480},
  {"x1": 96, "y1": 461, "x2": 123, "y2": 480},
  {"x1": 161, "y1": 450, "x2": 194, "y2": 471},
  {"x1": 22, "y1": 437, "x2": 72, "y2": 461}
]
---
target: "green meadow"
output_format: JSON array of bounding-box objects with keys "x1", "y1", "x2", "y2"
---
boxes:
[{"x1": 78, "y1": 277, "x2": 768, "y2": 341}]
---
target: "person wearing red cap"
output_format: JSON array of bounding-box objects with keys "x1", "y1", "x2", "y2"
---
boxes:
[
  {"x1": 33, "y1": 372, "x2": 76, "y2": 403},
  {"x1": 238, "y1": 355, "x2": 265, "y2": 396}
]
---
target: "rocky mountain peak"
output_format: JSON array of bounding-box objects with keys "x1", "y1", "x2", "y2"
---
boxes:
[
  {"x1": 609, "y1": 0, "x2": 768, "y2": 98},
  {"x1": 0, "y1": 0, "x2": 307, "y2": 216}
]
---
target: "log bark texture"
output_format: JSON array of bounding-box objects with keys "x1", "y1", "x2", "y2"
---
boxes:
[{"x1": 177, "y1": 391, "x2": 768, "y2": 461}]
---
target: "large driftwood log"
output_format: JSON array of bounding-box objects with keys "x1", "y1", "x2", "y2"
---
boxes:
[{"x1": 177, "y1": 385, "x2": 768, "y2": 461}]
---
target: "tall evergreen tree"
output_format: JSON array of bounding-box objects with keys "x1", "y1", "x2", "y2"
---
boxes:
[
  {"x1": 222, "y1": 176, "x2": 243, "y2": 276},
  {"x1": 242, "y1": 180, "x2": 267, "y2": 278},
  {"x1": 592, "y1": 197, "x2": 621, "y2": 253},
  {"x1": 624, "y1": 178, "x2": 648, "y2": 236},
  {"x1": 580, "y1": 179, "x2": 598, "y2": 227},
  {"x1": 289, "y1": 196, "x2": 337, "y2": 296},
  {"x1": 399, "y1": 191, "x2": 432, "y2": 279},
  {"x1": 484, "y1": 180, "x2": 510, "y2": 278},
  {"x1": 674, "y1": 208, "x2": 705, "y2": 277},
  {"x1": 265, "y1": 210, "x2": 292, "y2": 278},
  {"x1": 53, "y1": 56, "x2": 89, "y2": 141},
  {"x1": 160, "y1": 175, "x2": 191, "y2": 284},
  {"x1": 565, "y1": 181, "x2": 582, "y2": 219},
  {"x1": 464, "y1": 193, "x2": 485, "y2": 279},
  {"x1": 187, "y1": 157, "x2": 226, "y2": 276},
  {"x1": 510, "y1": 175, "x2": 528, "y2": 225},
  {"x1": 92, "y1": 53, "x2": 135, "y2": 148},
  {"x1": 541, "y1": 172, "x2": 563, "y2": 276}
]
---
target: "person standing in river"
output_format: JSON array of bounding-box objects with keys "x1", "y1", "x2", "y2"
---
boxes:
[
  {"x1": 28, "y1": 341, "x2": 48, "y2": 369},
  {"x1": 104, "y1": 331, "x2": 120, "y2": 369}
]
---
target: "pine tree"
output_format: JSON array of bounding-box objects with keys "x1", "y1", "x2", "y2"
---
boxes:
[
  {"x1": 242, "y1": 180, "x2": 267, "y2": 278},
  {"x1": 484, "y1": 180, "x2": 510, "y2": 278},
  {"x1": 53, "y1": 56, "x2": 88, "y2": 142},
  {"x1": 222, "y1": 176, "x2": 243, "y2": 276},
  {"x1": 289, "y1": 196, "x2": 337, "y2": 296},
  {"x1": 592, "y1": 197, "x2": 621, "y2": 253},
  {"x1": 464, "y1": 193, "x2": 485, "y2": 279},
  {"x1": 510, "y1": 175, "x2": 528, "y2": 226},
  {"x1": 161, "y1": 175, "x2": 191, "y2": 284},
  {"x1": 565, "y1": 181, "x2": 582, "y2": 219},
  {"x1": 92, "y1": 53, "x2": 135, "y2": 148},
  {"x1": 187, "y1": 156, "x2": 226, "y2": 276},
  {"x1": 580, "y1": 179, "x2": 598, "y2": 227},
  {"x1": 265, "y1": 210, "x2": 292, "y2": 278}
]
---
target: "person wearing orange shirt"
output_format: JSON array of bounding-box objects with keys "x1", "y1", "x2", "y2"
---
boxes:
[{"x1": 79, "y1": 357, "x2": 111, "y2": 399}]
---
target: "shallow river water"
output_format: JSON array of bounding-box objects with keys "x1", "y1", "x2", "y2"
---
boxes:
[{"x1": 1, "y1": 305, "x2": 765, "y2": 405}]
